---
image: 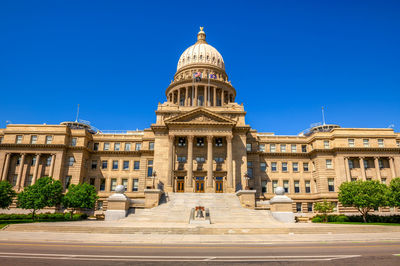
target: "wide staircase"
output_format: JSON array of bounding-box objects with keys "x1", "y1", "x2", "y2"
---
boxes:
[{"x1": 123, "y1": 193, "x2": 278, "y2": 225}]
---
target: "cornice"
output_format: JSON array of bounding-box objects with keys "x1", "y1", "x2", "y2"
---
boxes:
[{"x1": 0, "y1": 143, "x2": 66, "y2": 149}]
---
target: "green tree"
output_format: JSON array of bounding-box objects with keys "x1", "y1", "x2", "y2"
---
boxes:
[
  {"x1": 338, "y1": 180, "x2": 388, "y2": 223},
  {"x1": 388, "y1": 177, "x2": 400, "y2": 207},
  {"x1": 17, "y1": 177, "x2": 63, "y2": 219},
  {"x1": 0, "y1": 181, "x2": 16, "y2": 209},
  {"x1": 314, "y1": 200, "x2": 335, "y2": 222},
  {"x1": 63, "y1": 183, "x2": 98, "y2": 218}
]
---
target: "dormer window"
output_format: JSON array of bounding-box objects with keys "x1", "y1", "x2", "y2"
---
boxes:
[
  {"x1": 196, "y1": 137, "x2": 205, "y2": 147},
  {"x1": 178, "y1": 137, "x2": 186, "y2": 147}
]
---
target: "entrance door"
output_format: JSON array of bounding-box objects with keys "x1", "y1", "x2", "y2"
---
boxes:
[
  {"x1": 195, "y1": 180, "x2": 205, "y2": 193},
  {"x1": 177, "y1": 180, "x2": 185, "y2": 192},
  {"x1": 215, "y1": 181, "x2": 223, "y2": 193}
]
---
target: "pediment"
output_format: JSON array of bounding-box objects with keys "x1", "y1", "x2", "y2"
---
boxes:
[{"x1": 165, "y1": 108, "x2": 236, "y2": 126}]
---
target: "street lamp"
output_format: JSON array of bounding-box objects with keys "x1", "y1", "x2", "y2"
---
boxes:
[
  {"x1": 244, "y1": 172, "x2": 250, "y2": 190},
  {"x1": 151, "y1": 170, "x2": 157, "y2": 189}
]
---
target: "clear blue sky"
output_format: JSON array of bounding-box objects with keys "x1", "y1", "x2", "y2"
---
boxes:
[{"x1": 1, "y1": 0, "x2": 399, "y2": 135}]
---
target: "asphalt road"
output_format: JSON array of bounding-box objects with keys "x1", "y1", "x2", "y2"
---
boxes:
[{"x1": 0, "y1": 241, "x2": 399, "y2": 265}]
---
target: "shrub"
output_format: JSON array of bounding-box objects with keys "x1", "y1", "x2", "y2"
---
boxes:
[
  {"x1": 312, "y1": 216, "x2": 323, "y2": 223},
  {"x1": 335, "y1": 215, "x2": 350, "y2": 222}
]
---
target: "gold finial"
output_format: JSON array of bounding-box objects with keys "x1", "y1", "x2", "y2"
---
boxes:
[{"x1": 200, "y1": 26, "x2": 204, "y2": 31}]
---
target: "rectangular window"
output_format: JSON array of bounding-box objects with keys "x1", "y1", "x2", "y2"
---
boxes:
[
  {"x1": 68, "y1": 156, "x2": 74, "y2": 166},
  {"x1": 123, "y1": 160, "x2": 129, "y2": 170},
  {"x1": 270, "y1": 144, "x2": 276, "y2": 152},
  {"x1": 363, "y1": 139, "x2": 369, "y2": 147},
  {"x1": 292, "y1": 162, "x2": 298, "y2": 172},
  {"x1": 215, "y1": 137, "x2": 223, "y2": 147},
  {"x1": 89, "y1": 178, "x2": 95, "y2": 186},
  {"x1": 71, "y1": 138, "x2": 77, "y2": 146},
  {"x1": 31, "y1": 135, "x2": 37, "y2": 144},
  {"x1": 149, "y1": 142, "x2": 154, "y2": 150},
  {"x1": 296, "y1": 202, "x2": 302, "y2": 213},
  {"x1": 147, "y1": 160, "x2": 153, "y2": 177},
  {"x1": 125, "y1": 143, "x2": 131, "y2": 151},
  {"x1": 16, "y1": 157, "x2": 21, "y2": 166},
  {"x1": 280, "y1": 144, "x2": 286, "y2": 152},
  {"x1": 25, "y1": 175, "x2": 33, "y2": 187},
  {"x1": 91, "y1": 160, "x2": 97, "y2": 169},
  {"x1": 283, "y1": 180, "x2": 289, "y2": 193},
  {"x1": 45, "y1": 136, "x2": 53, "y2": 144},
  {"x1": 135, "y1": 143, "x2": 142, "y2": 151},
  {"x1": 328, "y1": 178, "x2": 335, "y2": 192},
  {"x1": 177, "y1": 156, "x2": 187, "y2": 162},
  {"x1": 272, "y1": 180, "x2": 278, "y2": 193},
  {"x1": 324, "y1": 140, "x2": 329, "y2": 149},
  {"x1": 104, "y1": 142, "x2": 110, "y2": 151},
  {"x1": 301, "y1": 145, "x2": 307, "y2": 153},
  {"x1": 294, "y1": 181, "x2": 300, "y2": 193},
  {"x1": 114, "y1": 143, "x2": 120, "y2": 151},
  {"x1": 214, "y1": 157, "x2": 224, "y2": 163},
  {"x1": 307, "y1": 203, "x2": 313, "y2": 212},
  {"x1": 397, "y1": 141, "x2": 400, "y2": 148},
  {"x1": 122, "y1": 179, "x2": 128, "y2": 190},
  {"x1": 305, "y1": 181, "x2": 311, "y2": 193},
  {"x1": 282, "y1": 162, "x2": 288, "y2": 172},
  {"x1": 247, "y1": 167, "x2": 253, "y2": 178},
  {"x1": 259, "y1": 144, "x2": 265, "y2": 152},
  {"x1": 110, "y1": 179, "x2": 117, "y2": 191},
  {"x1": 381, "y1": 178, "x2": 386, "y2": 185},
  {"x1": 93, "y1": 143, "x2": 99, "y2": 151},
  {"x1": 291, "y1": 144, "x2": 297, "y2": 153},
  {"x1": 100, "y1": 179, "x2": 105, "y2": 191},
  {"x1": 12, "y1": 174, "x2": 18, "y2": 186},
  {"x1": 246, "y1": 143, "x2": 252, "y2": 151},
  {"x1": 65, "y1": 176, "x2": 72, "y2": 189},
  {"x1": 46, "y1": 156, "x2": 52, "y2": 166},
  {"x1": 260, "y1": 162, "x2": 266, "y2": 172},
  {"x1": 112, "y1": 160, "x2": 118, "y2": 170},
  {"x1": 16, "y1": 135, "x2": 22, "y2": 144},
  {"x1": 348, "y1": 159, "x2": 354, "y2": 169},
  {"x1": 378, "y1": 139, "x2": 384, "y2": 147},
  {"x1": 303, "y1": 162, "x2": 309, "y2": 172},
  {"x1": 326, "y1": 159, "x2": 333, "y2": 169},
  {"x1": 261, "y1": 180, "x2": 267, "y2": 193},
  {"x1": 378, "y1": 159, "x2": 384, "y2": 169},
  {"x1": 178, "y1": 137, "x2": 186, "y2": 147},
  {"x1": 348, "y1": 139, "x2": 355, "y2": 147},
  {"x1": 0, "y1": 136, "x2": 3, "y2": 144},
  {"x1": 132, "y1": 179, "x2": 139, "y2": 192},
  {"x1": 351, "y1": 178, "x2": 357, "y2": 182},
  {"x1": 196, "y1": 138, "x2": 204, "y2": 147},
  {"x1": 101, "y1": 160, "x2": 108, "y2": 169},
  {"x1": 31, "y1": 157, "x2": 36, "y2": 166},
  {"x1": 271, "y1": 162, "x2": 277, "y2": 172},
  {"x1": 363, "y1": 159, "x2": 369, "y2": 169},
  {"x1": 134, "y1": 161, "x2": 140, "y2": 170}
]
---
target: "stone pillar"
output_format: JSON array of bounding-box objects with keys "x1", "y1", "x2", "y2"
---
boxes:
[
  {"x1": 221, "y1": 90, "x2": 225, "y2": 106},
  {"x1": 49, "y1": 154, "x2": 56, "y2": 178},
  {"x1": 213, "y1": 87, "x2": 217, "y2": 106},
  {"x1": 144, "y1": 189, "x2": 162, "y2": 208},
  {"x1": 207, "y1": 136, "x2": 213, "y2": 190},
  {"x1": 1, "y1": 153, "x2": 11, "y2": 181},
  {"x1": 187, "y1": 135, "x2": 194, "y2": 189},
  {"x1": 227, "y1": 135, "x2": 233, "y2": 188},
  {"x1": 204, "y1": 86, "x2": 208, "y2": 107},
  {"x1": 389, "y1": 157, "x2": 397, "y2": 178},
  {"x1": 359, "y1": 157, "x2": 366, "y2": 180},
  {"x1": 194, "y1": 86, "x2": 198, "y2": 106},
  {"x1": 16, "y1": 153, "x2": 26, "y2": 189},
  {"x1": 32, "y1": 154, "x2": 41, "y2": 184},
  {"x1": 185, "y1": 87, "x2": 189, "y2": 106},
  {"x1": 344, "y1": 157, "x2": 350, "y2": 182},
  {"x1": 105, "y1": 185, "x2": 130, "y2": 221},
  {"x1": 269, "y1": 187, "x2": 295, "y2": 223},
  {"x1": 167, "y1": 135, "x2": 174, "y2": 187},
  {"x1": 177, "y1": 88, "x2": 181, "y2": 106},
  {"x1": 374, "y1": 157, "x2": 382, "y2": 180}
]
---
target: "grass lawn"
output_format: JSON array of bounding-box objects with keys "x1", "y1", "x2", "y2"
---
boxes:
[
  {"x1": 317, "y1": 222, "x2": 400, "y2": 226},
  {"x1": 0, "y1": 219, "x2": 84, "y2": 229}
]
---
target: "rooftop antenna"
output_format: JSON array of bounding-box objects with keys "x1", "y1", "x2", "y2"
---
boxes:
[
  {"x1": 75, "y1": 104, "x2": 80, "y2": 122},
  {"x1": 321, "y1": 106, "x2": 326, "y2": 125}
]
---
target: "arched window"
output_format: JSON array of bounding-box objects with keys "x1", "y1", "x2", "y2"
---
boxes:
[{"x1": 200, "y1": 55, "x2": 203, "y2": 60}]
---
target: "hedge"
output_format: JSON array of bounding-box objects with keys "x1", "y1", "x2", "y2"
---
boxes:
[
  {"x1": 312, "y1": 214, "x2": 400, "y2": 223},
  {"x1": 0, "y1": 213, "x2": 88, "y2": 221}
]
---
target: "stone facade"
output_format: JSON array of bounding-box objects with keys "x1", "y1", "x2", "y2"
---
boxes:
[{"x1": 0, "y1": 28, "x2": 399, "y2": 214}]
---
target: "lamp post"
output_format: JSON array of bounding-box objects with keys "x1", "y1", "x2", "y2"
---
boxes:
[
  {"x1": 151, "y1": 170, "x2": 157, "y2": 189},
  {"x1": 244, "y1": 172, "x2": 250, "y2": 190}
]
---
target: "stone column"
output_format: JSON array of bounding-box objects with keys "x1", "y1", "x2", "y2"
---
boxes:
[
  {"x1": 187, "y1": 135, "x2": 194, "y2": 189},
  {"x1": 359, "y1": 157, "x2": 366, "y2": 180},
  {"x1": 167, "y1": 135, "x2": 174, "y2": 187},
  {"x1": 207, "y1": 136, "x2": 213, "y2": 189},
  {"x1": 374, "y1": 157, "x2": 382, "y2": 180},
  {"x1": 32, "y1": 153, "x2": 40, "y2": 184},
  {"x1": 344, "y1": 157, "x2": 350, "y2": 182},
  {"x1": 1, "y1": 153, "x2": 11, "y2": 181},
  {"x1": 389, "y1": 157, "x2": 397, "y2": 178},
  {"x1": 194, "y1": 86, "x2": 198, "y2": 106},
  {"x1": 16, "y1": 153, "x2": 26, "y2": 188},
  {"x1": 204, "y1": 86, "x2": 208, "y2": 107},
  {"x1": 227, "y1": 135, "x2": 233, "y2": 188},
  {"x1": 213, "y1": 87, "x2": 217, "y2": 106},
  {"x1": 49, "y1": 154, "x2": 56, "y2": 178},
  {"x1": 221, "y1": 90, "x2": 225, "y2": 106},
  {"x1": 177, "y1": 88, "x2": 181, "y2": 106},
  {"x1": 185, "y1": 87, "x2": 189, "y2": 106}
]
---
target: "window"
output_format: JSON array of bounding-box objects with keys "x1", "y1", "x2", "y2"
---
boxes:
[
  {"x1": 89, "y1": 178, "x2": 95, "y2": 186},
  {"x1": 132, "y1": 179, "x2": 139, "y2": 192},
  {"x1": 363, "y1": 159, "x2": 369, "y2": 169},
  {"x1": 348, "y1": 159, "x2": 354, "y2": 169},
  {"x1": 110, "y1": 179, "x2": 117, "y2": 191},
  {"x1": 272, "y1": 180, "x2": 278, "y2": 193},
  {"x1": 122, "y1": 179, "x2": 128, "y2": 190},
  {"x1": 12, "y1": 174, "x2": 18, "y2": 186},
  {"x1": 282, "y1": 162, "x2": 288, "y2": 172},
  {"x1": 381, "y1": 178, "x2": 386, "y2": 185},
  {"x1": 328, "y1": 178, "x2": 335, "y2": 192},
  {"x1": 294, "y1": 181, "x2": 300, "y2": 193},
  {"x1": 114, "y1": 143, "x2": 120, "y2": 151},
  {"x1": 301, "y1": 145, "x2": 307, "y2": 153},
  {"x1": 16, "y1": 157, "x2": 21, "y2": 166},
  {"x1": 261, "y1": 180, "x2": 267, "y2": 193},
  {"x1": 134, "y1": 161, "x2": 140, "y2": 170},
  {"x1": 324, "y1": 140, "x2": 329, "y2": 149},
  {"x1": 0, "y1": 136, "x2": 3, "y2": 144},
  {"x1": 283, "y1": 180, "x2": 289, "y2": 193},
  {"x1": 378, "y1": 139, "x2": 384, "y2": 147},
  {"x1": 307, "y1": 203, "x2": 313, "y2": 212},
  {"x1": 363, "y1": 139, "x2": 369, "y2": 147},
  {"x1": 101, "y1": 160, "x2": 108, "y2": 169},
  {"x1": 215, "y1": 138, "x2": 223, "y2": 147},
  {"x1": 214, "y1": 157, "x2": 224, "y2": 163},
  {"x1": 178, "y1": 137, "x2": 186, "y2": 147},
  {"x1": 247, "y1": 162, "x2": 253, "y2": 178},
  {"x1": 68, "y1": 156, "x2": 75, "y2": 166},
  {"x1": 271, "y1": 162, "x2": 277, "y2": 172},
  {"x1": 291, "y1": 144, "x2": 297, "y2": 153},
  {"x1": 46, "y1": 156, "x2": 52, "y2": 166},
  {"x1": 44, "y1": 136, "x2": 52, "y2": 144},
  {"x1": 348, "y1": 139, "x2": 355, "y2": 147},
  {"x1": 280, "y1": 144, "x2": 286, "y2": 152},
  {"x1": 31, "y1": 157, "x2": 36, "y2": 166},
  {"x1": 196, "y1": 138, "x2": 204, "y2": 147},
  {"x1": 196, "y1": 157, "x2": 205, "y2": 163},
  {"x1": 25, "y1": 175, "x2": 33, "y2": 187},
  {"x1": 149, "y1": 142, "x2": 154, "y2": 150},
  {"x1": 178, "y1": 156, "x2": 187, "y2": 162},
  {"x1": 292, "y1": 162, "x2": 299, "y2": 172},
  {"x1": 100, "y1": 179, "x2": 106, "y2": 191},
  {"x1": 135, "y1": 143, "x2": 142, "y2": 151},
  {"x1": 104, "y1": 142, "x2": 110, "y2": 151},
  {"x1": 93, "y1": 143, "x2": 99, "y2": 151},
  {"x1": 378, "y1": 159, "x2": 384, "y2": 169},
  {"x1": 30, "y1": 135, "x2": 37, "y2": 144},
  {"x1": 305, "y1": 181, "x2": 311, "y2": 193},
  {"x1": 91, "y1": 160, "x2": 97, "y2": 169},
  {"x1": 65, "y1": 176, "x2": 72, "y2": 189},
  {"x1": 397, "y1": 141, "x2": 400, "y2": 148},
  {"x1": 303, "y1": 162, "x2": 309, "y2": 172},
  {"x1": 351, "y1": 177, "x2": 357, "y2": 182},
  {"x1": 259, "y1": 144, "x2": 265, "y2": 152},
  {"x1": 296, "y1": 203, "x2": 302, "y2": 213},
  {"x1": 270, "y1": 144, "x2": 276, "y2": 152},
  {"x1": 123, "y1": 161, "x2": 129, "y2": 170},
  {"x1": 260, "y1": 162, "x2": 266, "y2": 172},
  {"x1": 326, "y1": 159, "x2": 333, "y2": 169},
  {"x1": 246, "y1": 143, "x2": 252, "y2": 151},
  {"x1": 112, "y1": 160, "x2": 118, "y2": 170},
  {"x1": 147, "y1": 160, "x2": 153, "y2": 177},
  {"x1": 125, "y1": 143, "x2": 131, "y2": 151},
  {"x1": 71, "y1": 138, "x2": 77, "y2": 146},
  {"x1": 16, "y1": 135, "x2": 22, "y2": 144}
]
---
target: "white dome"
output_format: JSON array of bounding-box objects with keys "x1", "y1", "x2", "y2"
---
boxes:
[{"x1": 177, "y1": 28, "x2": 225, "y2": 71}]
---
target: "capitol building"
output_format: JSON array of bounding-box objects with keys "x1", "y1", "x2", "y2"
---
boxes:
[{"x1": 1, "y1": 28, "x2": 399, "y2": 214}]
